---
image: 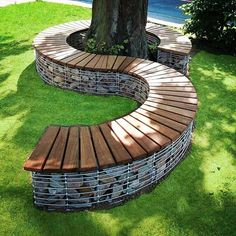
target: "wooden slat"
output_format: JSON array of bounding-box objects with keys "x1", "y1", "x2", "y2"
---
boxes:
[
  {"x1": 133, "y1": 62, "x2": 163, "y2": 76},
  {"x1": 140, "y1": 105, "x2": 192, "y2": 125},
  {"x1": 147, "y1": 97, "x2": 197, "y2": 111},
  {"x1": 135, "y1": 108, "x2": 186, "y2": 133},
  {"x1": 80, "y1": 127, "x2": 97, "y2": 171},
  {"x1": 76, "y1": 54, "x2": 96, "y2": 68},
  {"x1": 123, "y1": 58, "x2": 145, "y2": 74},
  {"x1": 118, "y1": 57, "x2": 136, "y2": 72},
  {"x1": 108, "y1": 121, "x2": 147, "y2": 160},
  {"x1": 52, "y1": 49, "x2": 78, "y2": 61},
  {"x1": 147, "y1": 82, "x2": 193, "y2": 87},
  {"x1": 148, "y1": 93, "x2": 198, "y2": 104},
  {"x1": 24, "y1": 126, "x2": 60, "y2": 171},
  {"x1": 90, "y1": 126, "x2": 115, "y2": 168},
  {"x1": 43, "y1": 127, "x2": 69, "y2": 171},
  {"x1": 62, "y1": 127, "x2": 79, "y2": 171},
  {"x1": 60, "y1": 51, "x2": 85, "y2": 65},
  {"x1": 100, "y1": 123, "x2": 132, "y2": 164},
  {"x1": 107, "y1": 55, "x2": 117, "y2": 70},
  {"x1": 85, "y1": 55, "x2": 102, "y2": 70},
  {"x1": 130, "y1": 111, "x2": 180, "y2": 141},
  {"x1": 94, "y1": 55, "x2": 106, "y2": 69},
  {"x1": 150, "y1": 86, "x2": 195, "y2": 92},
  {"x1": 144, "y1": 100, "x2": 196, "y2": 118},
  {"x1": 150, "y1": 90, "x2": 197, "y2": 98},
  {"x1": 112, "y1": 56, "x2": 126, "y2": 71},
  {"x1": 101, "y1": 55, "x2": 108, "y2": 70},
  {"x1": 67, "y1": 53, "x2": 91, "y2": 67},
  {"x1": 128, "y1": 60, "x2": 154, "y2": 75},
  {"x1": 116, "y1": 118, "x2": 158, "y2": 153},
  {"x1": 123, "y1": 115, "x2": 171, "y2": 147}
]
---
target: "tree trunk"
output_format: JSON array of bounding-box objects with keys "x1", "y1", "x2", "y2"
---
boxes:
[{"x1": 85, "y1": 0, "x2": 148, "y2": 59}]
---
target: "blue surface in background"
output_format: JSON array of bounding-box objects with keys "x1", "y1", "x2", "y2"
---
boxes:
[{"x1": 76, "y1": 0, "x2": 187, "y2": 24}]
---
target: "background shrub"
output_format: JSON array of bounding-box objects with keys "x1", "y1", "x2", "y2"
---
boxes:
[{"x1": 181, "y1": 0, "x2": 236, "y2": 54}]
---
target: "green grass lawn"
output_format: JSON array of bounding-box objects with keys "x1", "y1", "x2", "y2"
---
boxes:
[{"x1": 0, "y1": 2, "x2": 235, "y2": 236}]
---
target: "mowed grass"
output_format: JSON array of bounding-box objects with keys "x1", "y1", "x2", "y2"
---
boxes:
[{"x1": 0, "y1": 2, "x2": 236, "y2": 236}]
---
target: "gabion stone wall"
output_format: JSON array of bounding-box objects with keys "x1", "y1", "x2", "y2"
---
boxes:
[
  {"x1": 157, "y1": 50, "x2": 190, "y2": 75},
  {"x1": 36, "y1": 51, "x2": 149, "y2": 104},
  {"x1": 32, "y1": 122, "x2": 193, "y2": 211}
]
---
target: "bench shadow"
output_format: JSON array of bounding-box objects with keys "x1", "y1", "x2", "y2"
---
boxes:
[
  {"x1": 0, "y1": 35, "x2": 31, "y2": 61},
  {"x1": 0, "y1": 183, "x2": 110, "y2": 236}
]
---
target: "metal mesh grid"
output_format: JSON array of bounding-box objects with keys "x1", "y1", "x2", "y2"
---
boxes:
[
  {"x1": 36, "y1": 52, "x2": 149, "y2": 104},
  {"x1": 32, "y1": 122, "x2": 193, "y2": 211},
  {"x1": 157, "y1": 49, "x2": 190, "y2": 75}
]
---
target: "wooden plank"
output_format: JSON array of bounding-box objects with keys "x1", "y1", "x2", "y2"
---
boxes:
[
  {"x1": 94, "y1": 55, "x2": 106, "y2": 70},
  {"x1": 43, "y1": 127, "x2": 69, "y2": 171},
  {"x1": 137, "y1": 66, "x2": 171, "y2": 77},
  {"x1": 90, "y1": 126, "x2": 115, "y2": 168},
  {"x1": 135, "y1": 108, "x2": 187, "y2": 133},
  {"x1": 128, "y1": 60, "x2": 154, "y2": 75},
  {"x1": 46, "y1": 49, "x2": 75, "y2": 61},
  {"x1": 130, "y1": 111, "x2": 180, "y2": 141},
  {"x1": 76, "y1": 54, "x2": 96, "y2": 68},
  {"x1": 108, "y1": 121, "x2": 147, "y2": 160},
  {"x1": 34, "y1": 42, "x2": 66, "y2": 48},
  {"x1": 39, "y1": 48, "x2": 71, "y2": 57},
  {"x1": 107, "y1": 55, "x2": 117, "y2": 70},
  {"x1": 149, "y1": 90, "x2": 197, "y2": 98},
  {"x1": 147, "y1": 82, "x2": 193, "y2": 87},
  {"x1": 147, "y1": 97, "x2": 197, "y2": 111},
  {"x1": 24, "y1": 126, "x2": 60, "y2": 171},
  {"x1": 118, "y1": 57, "x2": 136, "y2": 72},
  {"x1": 80, "y1": 127, "x2": 97, "y2": 171},
  {"x1": 62, "y1": 127, "x2": 79, "y2": 171},
  {"x1": 76, "y1": 54, "x2": 97, "y2": 68},
  {"x1": 38, "y1": 46, "x2": 69, "y2": 54},
  {"x1": 60, "y1": 51, "x2": 85, "y2": 64},
  {"x1": 85, "y1": 55, "x2": 102, "y2": 70},
  {"x1": 100, "y1": 55, "x2": 109, "y2": 70},
  {"x1": 133, "y1": 62, "x2": 163, "y2": 75},
  {"x1": 150, "y1": 86, "x2": 195, "y2": 92},
  {"x1": 140, "y1": 105, "x2": 192, "y2": 126},
  {"x1": 123, "y1": 58, "x2": 145, "y2": 74},
  {"x1": 123, "y1": 115, "x2": 171, "y2": 147},
  {"x1": 67, "y1": 53, "x2": 91, "y2": 67},
  {"x1": 142, "y1": 70, "x2": 181, "y2": 79},
  {"x1": 52, "y1": 49, "x2": 78, "y2": 61},
  {"x1": 116, "y1": 118, "x2": 158, "y2": 153},
  {"x1": 147, "y1": 77, "x2": 191, "y2": 84},
  {"x1": 148, "y1": 93, "x2": 198, "y2": 105},
  {"x1": 144, "y1": 100, "x2": 196, "y2": 118},
  {"x1": 112, "y1": 56, "x2": 126, "y2": 71},
  {"x1": 99, "y1": 123, "x2": 132, "y2": 164}
]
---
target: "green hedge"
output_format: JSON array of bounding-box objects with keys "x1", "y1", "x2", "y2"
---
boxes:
[{"x1": 181, "y1": 0, "x2": 236, "y2": 54}]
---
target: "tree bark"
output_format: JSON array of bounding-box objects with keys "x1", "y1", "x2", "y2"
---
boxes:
[{"x1": 85, "y1": 0, "x2": 148, "y2": 59}]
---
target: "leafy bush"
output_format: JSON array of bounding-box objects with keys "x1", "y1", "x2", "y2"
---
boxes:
[
  {"x1": 181, "y1": 0, "x2": 236, "y2": 53},
  {"x1": 85, "y1": 38, "x2": 129, "y2": 55}
]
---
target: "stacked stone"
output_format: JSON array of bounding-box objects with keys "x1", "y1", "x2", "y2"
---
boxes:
[
  {"x1": 32, "y1": 122, "x2": 192, "y2": 211},
  {"x1": 35, "y1": 52, "x2": 149, "y2": 104},
  {"x1": 157, "y1": 50, "x2": 190, "y2": 75}
]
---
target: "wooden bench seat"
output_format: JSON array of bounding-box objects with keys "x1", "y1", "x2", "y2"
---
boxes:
[{"x1": 24, "y1": 21, "x2": 197, "y2": 173}]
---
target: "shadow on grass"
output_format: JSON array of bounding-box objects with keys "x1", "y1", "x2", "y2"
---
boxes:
[{"x1": 0, "y1": 35, "x2": 31, "y2": 61}]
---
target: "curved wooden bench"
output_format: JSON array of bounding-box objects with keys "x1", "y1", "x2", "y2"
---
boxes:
[
  {"x1": 24, "y1": 21, "x2": 197, "y2": 210},
  {"x1": 146, "y1": 22, "x2": 192, "y2": 74}
]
